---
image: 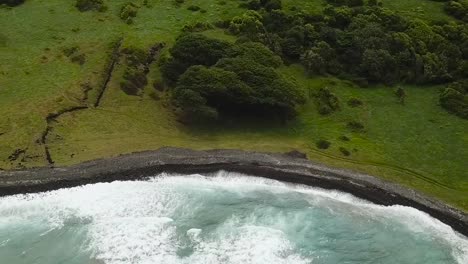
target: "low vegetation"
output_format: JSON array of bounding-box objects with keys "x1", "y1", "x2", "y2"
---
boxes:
[{"x1": 75, "y1": 0, "x2": 106, "y2": 12}]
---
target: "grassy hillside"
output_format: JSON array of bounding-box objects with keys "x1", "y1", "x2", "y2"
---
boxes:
[{"x1": 0, "y1": 0, "x2": 467, "y2": 210}]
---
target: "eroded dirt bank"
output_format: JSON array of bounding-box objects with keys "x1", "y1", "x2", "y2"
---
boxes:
[{"x1": 0, "y1": 147, "x2": 466, "y2": 236}]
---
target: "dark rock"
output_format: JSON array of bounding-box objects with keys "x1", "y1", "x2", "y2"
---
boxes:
[
  {"x1": 0, "y1": 147, "x2": 466, "y2": 237},
  {"x1": 284, "y1": 150, "x2": 307, "y2": 159}
]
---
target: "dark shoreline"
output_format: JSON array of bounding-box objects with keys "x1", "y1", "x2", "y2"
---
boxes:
[{"x1": 0, "y1": 147, "x2": 467, "y2": 237}]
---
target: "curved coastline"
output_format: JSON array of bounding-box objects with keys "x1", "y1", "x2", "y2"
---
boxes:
[{"x1": 0, "y1": 147, "x2": 467, "y2": 237}]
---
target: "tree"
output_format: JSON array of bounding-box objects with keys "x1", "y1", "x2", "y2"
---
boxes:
[
  {"x1": 172, "y1": 56, "x2": 305, "y2": 121},
  {"x1": 234, "y1": 42, "x2": 283, "y2": 67},
  {"x1": 395, "y1": 86, "x2": 406, "y2": 105},
  {"x1": 440, "y1": 82, "x2": 468, "y2": 119},
  {"x1": 229, "y1": 10, "x2": 265, "y2": 38},
  {"x1": 360, "y1": 49, "x2": 397, "y2": 84},
  {"x1": 161, "y1": 34, "x2": 234, "y2": 84}
]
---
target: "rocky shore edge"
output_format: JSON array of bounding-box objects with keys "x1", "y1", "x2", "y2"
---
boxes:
[{"x1": 0, "y1": 147, "x2": 466, "y2": 237}]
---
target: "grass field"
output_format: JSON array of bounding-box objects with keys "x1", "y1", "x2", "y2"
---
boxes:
[{"x1": 0, "y1": 0, "x2": 467, "y2": 210}]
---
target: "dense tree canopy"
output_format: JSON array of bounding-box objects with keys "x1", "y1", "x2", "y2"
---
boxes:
[
  {"x1": 162, "y1": 33, "x2": 305, "y2": 120},
  {"x1": 233, "y1": 0, "x2": 468, "y2": 88}
]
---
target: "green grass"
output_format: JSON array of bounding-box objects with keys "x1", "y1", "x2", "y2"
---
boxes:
[{"x1": 0, "y1": 0, "x2": 467, "y2": 211}]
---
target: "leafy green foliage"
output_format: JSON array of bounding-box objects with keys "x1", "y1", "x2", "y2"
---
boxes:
[
  {"x1": 339, "y1": 146, "x2": 351, "y2": 156},
  {"x1": 234, "y1": 2, "x2": 468, "y2": 88},
  {"x1": 234, "y1": 41, "x2": 283, "y2": 67},
  {"x1": 347, "y1": 121, "x2": 365, "y2": 132},
  {"x1": 314, "y1": 87, "x2": 340, "y2": 115},
  {"x1": 161, "y1": 34, "x2": 235, "y2": 84},
  {"x1": 120, "y1": 47, "x2": 149, "y2": 95},
  {"x1": 165, "y1": 34, "x2": 305, "y2": 121},
  {"x1": 440, "y1": 81, "x2": 468, "y2": 119},
  {"x1": 120, "y1": 2, "x2": 139, "y2": 24},
  {"x1": 444, "y1": 0, "x2": 468, "y2": 21},
  {"x1": 316, "y1": 139, "x2": 331, "y2": 149},
  {"x1": 347, "y1": 98, "x2": 363, "y2": 107}
]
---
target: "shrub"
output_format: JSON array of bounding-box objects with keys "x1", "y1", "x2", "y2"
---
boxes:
[
  {"x1": 347, "y1": 98, "x2": 363, "y2": 107},
  {"x1": 339, "y1": 147, "x2": 351, "y2": 156},
  {"x1": 182, "y1": 22, "x2": 214, "y2": 33},
  {"x1": 63, "y1": 46, "x2": 79, "y2": 57},
  {"x1": 439, "y1": 81, "x2": 468, "y2": 119},
  {"x1": 75, "y1": 0, "x2": 106, "y2": 12},
  {"x1": 161, "y1": 34, "x2": 234, "y2": 84},
  {"x1": 339, "y1": 135, "x2": 350, "y2": 141},
  {"x1": 316, "y1": 139, "x2": 331, "y2": 149},
  {"x1": 187, "y1": 5, "x2": 200, "y2": 11},
  {"x1": 174, "y1": 0, "x2": 184, "y2": 6},
  {"x1": 315, "y1": 87, "x2": 340, "y2": 115},
  {"x1": 120, "y1": 67, "x2": 148, "y2": 95},
  {"x1": 63, "y1": 46, "x2": 86, "y2": 65},
  {"x1": 394, "y1": 87, "x2": 406, "y2": 105},
  {"x1": 0, "y1": 0, "x2": 24, "y2": 7},
  {"x1": 70, "y1": 53, "x2": 86, "y2": 65},
  {"x1": 234, "y1": 41, "x2": 283, "y2": 67},
  {"x1": 120, "y1": 2, "x2": 139, "y2": 24},
  {"x1": 347, "y1": 121, "x2": 364, "y2": 132}
]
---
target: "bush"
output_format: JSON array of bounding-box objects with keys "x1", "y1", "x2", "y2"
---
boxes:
[
  {"x1": 347, "y1": 98, "x2": 363, "y2": 107},
  {"x1": 347, "y1": 121, "x2": 365, "y2": 132},
  {"x1": 161, "y1": 34, "x2": 235, "y2": 84},
  {"x1": 234, "y1": 41, "x2": 283, "y2": 67},
  {"x1": 315, "y1": 87, "x2": 340, "y2": 115},
  {"x1": 120, "y1": 67, "x2": 148, "y2": 95},
  {"x1": 316, "y1": 139, "x2": 331, "y2": 149},
  {"x1": 174, "y1": 0, "x2": 184, "y2": 6},
  {"x1": 0, "y1": 0, "x2": 24, "y2": 7},
  {"x1": 339, "y1": 147, "x2": 351, "y2": 156},
  {"x1": 187, "y1": 5, "x2": 200, "y2": 11},
  {"x1": 339, "y1": 135, "x2": 350, "y2": 141},
  {"x1": 120, "y1": 2, "x2": 139, "y2": 24},
  {"x1": 63, "y1": 46, "x2": 86, "y2": 65},
  {"x1": 75, "y1": 0, "x2": 106, "y2": 12},
  {"x1": 182, "y1": 22, "x2": 214, "y2": 33},
  {"x1": 439, "y1": 81, "x2": 468, "y2": 119},
  {"x1": 70, "y1": 53, "x2": 86, "y2": 65},
  {"x1": 119, "y1": 47, "x2": 150, "y2": 95}
]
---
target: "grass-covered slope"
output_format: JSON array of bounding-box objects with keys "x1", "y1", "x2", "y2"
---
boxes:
[{"x1": 0, "y1": 0, "x2": 467, "y2": 210}]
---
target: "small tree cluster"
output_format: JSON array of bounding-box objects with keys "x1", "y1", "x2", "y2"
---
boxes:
[
  {"x1": 439, "y1": 81, "x2": 468, "y2": 119},
  {"x1": 120, "y1": 2, "x2": 139, "y2": 24},
  {"x1": 63, "y1": 45, "x2": 86, "y2": 65},
  {"x1": 161, "y1": 33, "x2": 305, "y2": 121},
  {"x1": 120, "y1": 47, "x2": 149, "y2": 95},
  {"x1": 233, "y1": 2, "x2": 468, "y2": 86},
  {"x1": 314, "y1": 87, "x2": 340, "y2": 115},
  {"x1": 444, "y1": 0, "x2": 468, "y2": 22}
]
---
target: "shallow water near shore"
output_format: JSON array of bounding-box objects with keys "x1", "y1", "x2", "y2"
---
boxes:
[{"x1": 0, "y1": 171, "x2": 467, "y2": 264}]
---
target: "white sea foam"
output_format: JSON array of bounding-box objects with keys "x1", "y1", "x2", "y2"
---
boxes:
[{"x1": 0, "y1": 171, "x2": 467, "y2": 264}]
